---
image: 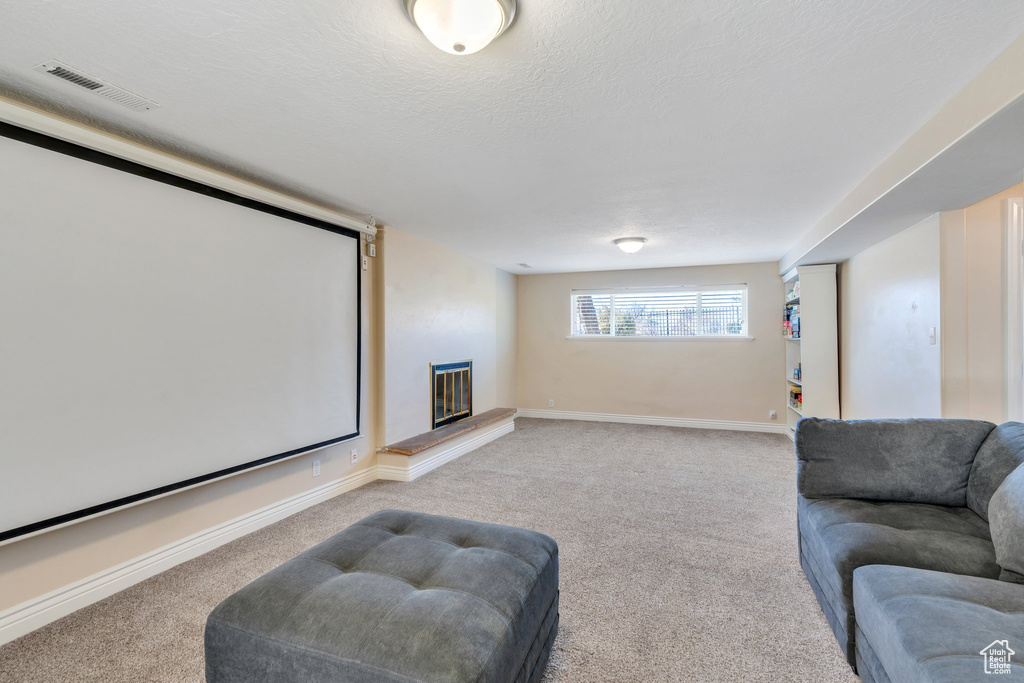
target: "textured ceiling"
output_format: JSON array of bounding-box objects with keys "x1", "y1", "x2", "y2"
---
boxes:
[{"x1": 1, "y1": 1, "x2": 1023, "y2": 273}]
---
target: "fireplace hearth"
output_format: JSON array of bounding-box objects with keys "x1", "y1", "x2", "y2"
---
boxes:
[{"x1": 431, "y1": 360, "x2": 472, "y2": 429}]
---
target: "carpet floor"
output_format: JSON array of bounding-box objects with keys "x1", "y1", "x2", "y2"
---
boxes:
[{"x1": 0, "y1": 418, "x2": 859, "y2": 682}]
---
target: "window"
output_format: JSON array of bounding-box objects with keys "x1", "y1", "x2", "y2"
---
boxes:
[{"x1": 571, "y1": 285, "x2": 748, "y2": 338}]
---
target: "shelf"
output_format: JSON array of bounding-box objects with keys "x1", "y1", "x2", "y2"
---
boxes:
[
  {"x1": 380, "y1": 408, "x2": 516, "y2": 455},
  {"x1": 781, "y1": 265, "x2": 839, "y2": 424}
]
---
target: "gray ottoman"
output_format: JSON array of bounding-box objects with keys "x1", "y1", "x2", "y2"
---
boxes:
[{"x1": 205, "y1": 509, "x2": 559, "y2": 682}]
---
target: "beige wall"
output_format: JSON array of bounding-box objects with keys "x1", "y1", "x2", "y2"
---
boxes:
[
  {"x1": 495, "y1": 268, "x2": 519, "y2": 409},
  {"x1": 941, "y1": 183, "x2": 1024, "y2": 422},
  {"x1": 839, "y1": 215, "x2": 942, "y2": 419},
  {"x1": 378, "y1": 227, "x2": 517, "y2": 445},
  {"x1": 0, "y1": 253, "x2": 378, "y2": 613},
  {"x1": 517, "y1": 263, "x2": 785, "y2": 424},
  {"x1": 0, "y1": 222, "x2": 520, "y2": 622}
]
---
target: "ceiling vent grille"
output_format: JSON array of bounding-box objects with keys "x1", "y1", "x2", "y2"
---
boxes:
[{"x1": 33, "y1": 60, "x2": 159, "y2": 112}]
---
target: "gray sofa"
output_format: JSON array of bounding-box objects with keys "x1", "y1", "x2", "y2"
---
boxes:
[{"x1": 796, "y1": 418, "x2": 1024, "y2": 680}]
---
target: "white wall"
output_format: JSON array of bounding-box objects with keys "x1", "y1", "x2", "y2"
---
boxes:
[
  {"x1": 517, "y1": 262, "x2": 785, "y2": 425},
  {"x1": 378, "y1": 227, "x2": 517, "y2": 445},
  {"x1": 839, "y1": 215, "x2": 942, "y2": 418},
  {"x1": 941, "y1": 183, "x2": 1024, "y2": 422}
]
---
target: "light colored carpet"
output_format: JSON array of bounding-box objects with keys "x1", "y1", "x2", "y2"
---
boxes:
[{"x1": 0, "y1": 418, "x2": 859, "y2": 682}]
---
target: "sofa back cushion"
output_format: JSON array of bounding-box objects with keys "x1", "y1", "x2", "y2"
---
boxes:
[
  {"x1": 967, "y1": 422, "x2": 1024, "y2": 520},
  {"x1": 988, "y1": 464, "x2": 1024, "y2": 583},
  {"x1": 796, "y1": 418, "x2": 994, "y2": 505}
]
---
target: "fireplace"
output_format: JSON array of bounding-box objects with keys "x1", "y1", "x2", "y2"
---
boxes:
[{"x1": 431, "y1": 360, "x2": 472, "y2": 429}]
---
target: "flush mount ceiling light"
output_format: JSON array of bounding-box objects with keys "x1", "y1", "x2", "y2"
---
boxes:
[
  {"x1": 403, "y1": 0, "x2": 516, "y2": 55},
  {"x1": 614, "y1": 237, "x2": 648, "y2": 254}
]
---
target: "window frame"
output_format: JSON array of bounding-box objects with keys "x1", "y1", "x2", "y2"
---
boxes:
[{"x1": 568, "y1": 284, "x2": 752, "y2": 341}]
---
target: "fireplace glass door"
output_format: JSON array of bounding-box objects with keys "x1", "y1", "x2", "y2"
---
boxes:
[{"x1": 431, "y1": 360, "x2": 472, "y2": 429}]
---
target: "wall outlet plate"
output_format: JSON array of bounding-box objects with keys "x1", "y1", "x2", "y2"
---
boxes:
[
  {"x1": 350, "y1": 448, "x2": 358, "y2": 464},
  {"x1": 769, "y1": 410, "x2": 777, "y2": 420},
  {"x1": 548, "y1": 399, "x2": 555, "y2": 408},
  {"x1": 312, "y1": 460, "x2": 321, "y2": 477}
]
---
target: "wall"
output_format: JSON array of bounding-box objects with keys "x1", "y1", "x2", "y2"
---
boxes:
[
  {"x1": 839, "y1": 215, "x2": 942, "y2": 419},
  {"x1": 378, "y1": 227, "x2": 517, "y2": 445},
  {"x1": 517, "y1": 262, "x2": 785, "y2": 425},
  {"x1": 0, "y1": 220, "x2": 520, "y2": 634},
  {"x1": 941, "y1": 183, "x2": 1024, "y2": 422},
  {"x1": 0, "y1": 211, "x2": 519, "y2": 630},
  {"x1": 0, "y1": 252, "x2": 377, "y2": 615}
]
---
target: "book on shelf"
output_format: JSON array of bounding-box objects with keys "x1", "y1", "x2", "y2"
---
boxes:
[
  {"x1": 789, "y1": 385, "x2": 803, "y2": 412},
  {"x1": 783, "y1": 302, "x2": 801, "y2": 338}
]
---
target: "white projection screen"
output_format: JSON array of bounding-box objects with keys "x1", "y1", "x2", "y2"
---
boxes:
[{"x1": 0, "y1": 123, "x2": 360, "y2": 543}]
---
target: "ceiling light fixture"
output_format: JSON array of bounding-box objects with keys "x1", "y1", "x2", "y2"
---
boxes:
[
  {"x1": 614, "y1": 237, "x2": 648, "y2": 254},
  {"x1": 403, "y1": 0, "x2": 516, "y2": 55}
]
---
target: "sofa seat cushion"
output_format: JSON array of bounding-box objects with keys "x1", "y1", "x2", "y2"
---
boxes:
[
  {"x1": 799, "y1": 496, "x2": 999, "y2": 629},
  {"x1": 854, "y1": 565, "x2": 1024, "y2": 682},
  {"x1": 205, "y1": 509, "x2": 559, "y2": 683}
]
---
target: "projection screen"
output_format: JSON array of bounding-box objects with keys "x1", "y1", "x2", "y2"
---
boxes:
[{"x1": 0, "y1": 123, "x2": 360, "y2": 543}]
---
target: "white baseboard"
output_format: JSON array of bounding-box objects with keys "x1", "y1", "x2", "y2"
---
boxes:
[
  {"x1": 377, "y1": 420, "x2": 515, "y2": 482},
  {"x1": 0, "y1": 418, "x2": 518, "y2": 646},
  {"x1": 3, "y1": 409, "x2": 772, "y2": 646},
  {"x1": 515, "y1": 409, "x2": 791, "y2": 435},
  {"x1": 0, "y1": 467, "x2": 377, "y2": 647}
]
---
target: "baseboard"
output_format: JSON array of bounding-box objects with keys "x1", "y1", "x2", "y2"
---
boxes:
[
  {"x1": 515, "y1": 409, "x2": 791, "y2": 435},
  {"x1": 0, "y1": 467, "x2": 377, "y2": 647},
  {"x1": 377, "y1": 419, "x2": 515, "y2": 482},
  {"x1": 0, "y1": 418, "x2": 517, "y2": 645},
  {"x1": 1, "y1": 409, "x2": 771, "y2": 646}
]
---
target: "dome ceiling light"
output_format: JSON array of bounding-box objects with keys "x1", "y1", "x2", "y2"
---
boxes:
[
  {"x1": 614, "y1": 237, "x2": 648, "y2": 254},
  {"x1": 403, "y1": 0, "x2": 516, "y2": 55}
]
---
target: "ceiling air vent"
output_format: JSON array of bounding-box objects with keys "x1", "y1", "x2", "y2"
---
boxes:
[{"x1": 33, "y1": 60, "x2": 159, "y2": 112}]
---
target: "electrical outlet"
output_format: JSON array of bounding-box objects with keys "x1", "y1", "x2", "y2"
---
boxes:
[
  {"x1": 312, "y1": 460, "x2": 321, "y2": 477},
  {"x1": 350, "y1": 448, "x2": 358, "y2": 464},
  {"x1": 769, "y1": 410, "x2": 777, "y2": 421},
  {"x1": 929, "y1": 327, "x2": 937, "y2": 345},
  {"x1": 548, "y1": 399, "x2": 555, "y2": 408}
]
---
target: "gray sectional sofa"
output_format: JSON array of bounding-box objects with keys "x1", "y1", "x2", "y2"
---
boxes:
[{"x1": 796, "y1": 418, "x2": 1024, "y2": 681}]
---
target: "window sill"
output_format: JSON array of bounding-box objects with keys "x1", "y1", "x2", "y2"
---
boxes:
[{"x1": 565, "y1": 335, "x2": 755, "y2": 342}]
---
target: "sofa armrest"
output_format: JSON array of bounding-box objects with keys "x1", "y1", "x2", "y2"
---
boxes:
[
  {"x1": 989, "y1": 463, "x2": 1024, "y2": 583},
  {"x1": 796, "y1": 417, "x2": 995, "y2": 505}
]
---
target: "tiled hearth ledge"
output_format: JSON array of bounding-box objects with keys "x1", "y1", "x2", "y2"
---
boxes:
[{"x1": 377, "y1": 408, "x2": 516, "y2": 481}]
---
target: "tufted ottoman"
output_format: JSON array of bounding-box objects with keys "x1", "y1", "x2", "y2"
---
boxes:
[{"x1": 204, "y1": 509, "x2": 559, "y2": 683}]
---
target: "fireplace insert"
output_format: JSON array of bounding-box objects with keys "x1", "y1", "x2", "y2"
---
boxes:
[{"x1": 431, "y1": 360, "x2": 472, "y2": 429}]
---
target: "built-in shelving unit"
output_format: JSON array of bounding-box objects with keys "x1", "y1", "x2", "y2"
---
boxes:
[{"x1": 782, "y1": 264, "x2": 840, "y2": 437}]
